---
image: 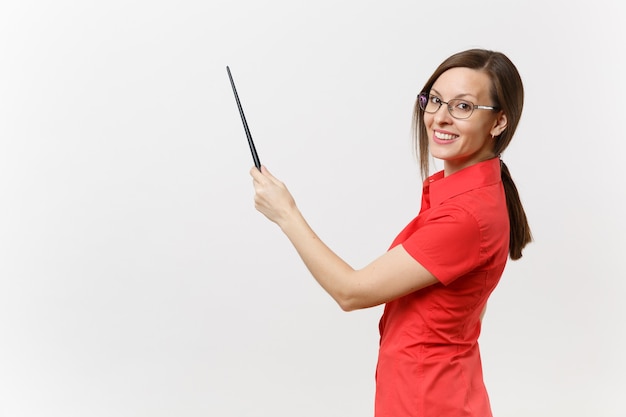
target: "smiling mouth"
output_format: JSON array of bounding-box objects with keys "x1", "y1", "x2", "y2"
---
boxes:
[{"x1": 434, "y1": 131, "x2": 459, "y2": 141}]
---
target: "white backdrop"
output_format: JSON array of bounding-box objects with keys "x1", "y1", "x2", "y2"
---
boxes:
[{"x1": 1, "y1": 1, "x2": 624, "y2": 416}]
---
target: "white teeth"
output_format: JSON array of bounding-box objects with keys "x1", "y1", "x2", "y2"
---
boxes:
[{"x1": 434, "y1": 131, "x2": 458, "y2": 140}]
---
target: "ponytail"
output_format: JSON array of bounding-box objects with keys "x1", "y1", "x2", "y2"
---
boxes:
[{"x1": 500, "y1": 160, "x2": 532, "y2": 260}]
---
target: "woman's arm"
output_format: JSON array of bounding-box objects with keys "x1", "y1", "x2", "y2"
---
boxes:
[{"x1": 251, "y1": 166, "x2": 438, "y2": 311}]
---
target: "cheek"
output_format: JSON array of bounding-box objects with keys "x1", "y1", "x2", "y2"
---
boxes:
[{"x1": 458, "y1": 120, "x2": 488, "y2": 138}]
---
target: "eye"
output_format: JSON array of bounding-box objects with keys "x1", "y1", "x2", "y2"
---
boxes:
[
  {"x1": 452, "y1": 100, "x2": 473, "y2": 113},
  {"x1": 430, "y1": 95, "x2": 442, "y2": 105}
]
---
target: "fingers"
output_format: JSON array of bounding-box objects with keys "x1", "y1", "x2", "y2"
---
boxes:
[
  {"x1": 250, "y1": 165, "x2": 263, "y2": 180},
  {"x1": 248, "y1": 164, "x2": 296, "y2": 224}
]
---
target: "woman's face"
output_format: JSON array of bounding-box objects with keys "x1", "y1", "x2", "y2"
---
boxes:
[{"x1": 424, "y1": 67, "x2": 507, "y2": 176}]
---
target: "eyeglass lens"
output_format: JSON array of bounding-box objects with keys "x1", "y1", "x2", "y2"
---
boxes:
[{"x1": 419, "y1": 94, "x2": 475, "y2": 119}]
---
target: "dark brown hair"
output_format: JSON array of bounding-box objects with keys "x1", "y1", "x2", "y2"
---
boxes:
[{"x1": 413, "y1": 49, "x2": 532, "y2": 260}]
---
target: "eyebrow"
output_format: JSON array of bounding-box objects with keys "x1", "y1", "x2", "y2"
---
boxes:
[{"x1": 430, "y1": 88, "x2": 479, "y2": 101}]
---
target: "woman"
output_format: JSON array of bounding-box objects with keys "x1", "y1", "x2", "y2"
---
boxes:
[{"x1": 250, "y1": 49, "x2": 532, "y2": 417}]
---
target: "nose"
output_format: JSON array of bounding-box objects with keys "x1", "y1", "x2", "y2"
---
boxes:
[{"x1": 433, "y1": 103, "x2": 452, "y2": 124}]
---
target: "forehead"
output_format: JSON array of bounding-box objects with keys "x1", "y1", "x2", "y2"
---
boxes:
[{"x1": 431, "y1": 67, "x2": 492, "y2": 99}]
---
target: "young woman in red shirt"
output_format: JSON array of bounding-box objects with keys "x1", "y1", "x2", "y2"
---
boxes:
[{"x1": 250, "y1": 48, "x2": 532, "y2": 417}]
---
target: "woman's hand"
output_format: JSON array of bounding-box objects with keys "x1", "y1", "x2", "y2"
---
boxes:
[{"x1": 250, "y1": 165, "x2": 297, "y2": 227}]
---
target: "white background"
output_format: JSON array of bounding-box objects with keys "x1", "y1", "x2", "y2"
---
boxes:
[{"x1": 1, "y1": 1, "x2": 624, "y2": 416}]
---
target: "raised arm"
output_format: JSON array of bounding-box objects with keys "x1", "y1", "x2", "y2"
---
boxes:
[{"x1": 250, "y1": 166, "x2": 438, "y2": 311}]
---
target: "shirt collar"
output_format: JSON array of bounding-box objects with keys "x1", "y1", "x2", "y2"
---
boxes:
[{"x1": 424, "y1": 157, "x2": 502, "y2": 207}]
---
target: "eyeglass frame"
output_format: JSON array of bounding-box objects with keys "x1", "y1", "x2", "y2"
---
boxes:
[{"x1": 418, "y1": 92, "x2": 500, "y2": 120}]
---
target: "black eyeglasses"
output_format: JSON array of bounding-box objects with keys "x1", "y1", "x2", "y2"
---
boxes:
[{"x1": 418, "y1": 93, "x2": 499, "y2": 120}]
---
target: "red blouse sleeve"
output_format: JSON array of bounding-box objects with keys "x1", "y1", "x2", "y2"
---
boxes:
[{"x1": 401, "y1": 204, "x2": 481, "y2": 285}]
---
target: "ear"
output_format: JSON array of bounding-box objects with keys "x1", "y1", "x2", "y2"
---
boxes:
[{"x1": 490, "y1": 112, "x2": 508, "y2": 137}]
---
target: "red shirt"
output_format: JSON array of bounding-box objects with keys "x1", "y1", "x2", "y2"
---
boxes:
[{"x1": 375, "y1": 158, "x2": 509, "y2": 417}]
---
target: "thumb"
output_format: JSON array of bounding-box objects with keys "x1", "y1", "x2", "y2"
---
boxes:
[
  {"x1": 260, "y1": 165, "x2": 286, "y2": 188},
  {"x1": 260, "y1": 165, "x2": 276, "y2": 180}
]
